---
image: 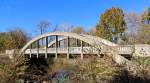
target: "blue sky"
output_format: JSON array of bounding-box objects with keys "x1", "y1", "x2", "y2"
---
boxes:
[{"x1": 0, "y1": 0, "x2": 150, "y2": 36}]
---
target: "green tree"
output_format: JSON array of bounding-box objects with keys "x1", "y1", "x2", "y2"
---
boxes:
[
  {"x1": 96, "y1": 7, "x2": 126, "y2": 43},
  {"x1": 142, "y1": 7, "x2": 150, "y2": 24}
]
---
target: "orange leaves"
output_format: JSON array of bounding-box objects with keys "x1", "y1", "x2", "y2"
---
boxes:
[{"x1": 96, "y1": 7, "x2": 126, "y2": 43}]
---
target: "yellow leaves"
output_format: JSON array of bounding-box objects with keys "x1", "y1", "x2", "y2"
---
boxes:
[
  {"x1": 3, "y1": 37, "x2": 14, "y2": 49},
  {"x1": 0, "y1": 28, "x2": 28, "y2": 50},
  {"x1": 96, "y1": 7, "x2": 126, "y2": 42}
]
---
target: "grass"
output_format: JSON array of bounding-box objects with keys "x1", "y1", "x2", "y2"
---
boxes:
[
  {"x1": 48, "y1": 56, "x2": 122, "y2": 83},
  {"x1": 0, "y1": 54, "x2": 150, "y2": 83}
]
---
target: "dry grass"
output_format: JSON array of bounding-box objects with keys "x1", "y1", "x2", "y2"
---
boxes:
[{"x1": 48, "y1": 56, "x2": 121, "y2": 83}]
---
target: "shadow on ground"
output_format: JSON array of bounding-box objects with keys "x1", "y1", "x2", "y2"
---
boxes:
[
  {"x1": 110, "y1": 70, "x2": 150, "y2": 83},
  {"x1": 21, "y1": 57, "x2": 54, "y2": 82}
]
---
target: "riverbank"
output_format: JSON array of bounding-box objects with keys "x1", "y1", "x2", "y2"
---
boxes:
[{"x1": 0, "y1": 54, "x2": 150, "y2": 83}]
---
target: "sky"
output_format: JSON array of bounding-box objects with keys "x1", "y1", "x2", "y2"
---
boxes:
[{"x1": 0, "y1": 0, "x2": 150, "y2": 36}]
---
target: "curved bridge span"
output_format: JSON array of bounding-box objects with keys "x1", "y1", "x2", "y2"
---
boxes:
[{"x1": 21, "y1": 32, "x2": 135, "y2": 60}]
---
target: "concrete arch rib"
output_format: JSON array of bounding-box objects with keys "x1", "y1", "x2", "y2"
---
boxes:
[
  {"x1": 80, "y1": 34, "x2": 118, "y2": 46},
  {"x1": 47, "y1": 35, "x2": 117, "y2": 48},
  {"x1": 21, "y1": 32, "x2": 117, "y2": 54}
]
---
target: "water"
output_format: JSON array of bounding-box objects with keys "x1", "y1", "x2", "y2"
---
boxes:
[{"x1": 49, "y1": 69, "x2": 75, "y2": 83}]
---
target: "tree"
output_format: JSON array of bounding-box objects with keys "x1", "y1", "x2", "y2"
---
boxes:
[
  {"x1": 36, "y1": 20, "x2": 51, "y2": 45},
  {"x1": 123, "y1": 12, "x2": 141, "y2": 44},
  {"x1": 3, "y1": 28, "x2": 29, "y2": 50},
  {"x1": 71, "y1": 26, "x2": 85, "y2": 34},
  {"x1": 124, "y1": 12, "x2": 150, "y2": 44},
  {"x1": 126, "y1": 12, "x2": 141, "y2": 32},
  {"x1": 96, "y1": 7, "x2": 126, "y2": 43},
  {"x1": 37, "y1": 20, "x2": 51, "y2": 35},
  {"x1": 0, "y1": 32, "x2": 7, "y2": 52},
  {"x1": 54, "y1": 23, "x2": 74, "y2": 32},
  {"x1": 141, "y1": 7, "x2": 150, "y2": 24},
  {"x1": 87, "y1": 28, "x2": 96, "y2": 36}
]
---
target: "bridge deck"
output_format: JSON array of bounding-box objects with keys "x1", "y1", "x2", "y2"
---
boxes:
[{"x1": 24, "y1": 46, "x2": 133, "y2": 55}]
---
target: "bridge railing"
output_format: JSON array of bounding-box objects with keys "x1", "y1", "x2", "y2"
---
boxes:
[
  {"x1": 24, "y1": 45, "x2": 136, "y2": 55},
  {"x1": 25, "y1": 47, "x2": 99, "y2": 55},
  {"x1": 117, "y1": 45, "x2": 133, "y2": 54}
]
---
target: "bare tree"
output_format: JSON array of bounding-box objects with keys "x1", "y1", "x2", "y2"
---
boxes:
[
  {"x1": 87, "y1": 28, "x2": 96, "y2": 36},
  {"x1": 124, "y1": 12, "x2": 150, "y2": 44},
  {"x1": 71, "y1": 26, "x2": 85, "y2": 34},
  {"x1": 37, "y1": 20, "x2": 51, "y2": 35},
  {"x1": 36, "y1": 20, "x2": 51, "y2": 45},
  {"x1": 57, "y1": 23, "x2": 74, "y2": 32}
]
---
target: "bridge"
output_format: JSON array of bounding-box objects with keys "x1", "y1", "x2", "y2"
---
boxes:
[
  {"x1": 19, "y1": 32, "x2": 128, "y2": 58},
  {"x1": 11, "y1": 32, "x2": 150, "y2": 63}
]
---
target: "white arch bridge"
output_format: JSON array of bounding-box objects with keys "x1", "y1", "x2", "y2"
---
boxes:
[{"x1": 20, "y1": 32, "x2": 146, "y2": 60}]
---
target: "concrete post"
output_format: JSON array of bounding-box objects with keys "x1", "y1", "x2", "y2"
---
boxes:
[
  {"x1": 58, "y1": 40, "x2": 61, "y2": 48},
  {"x1": 29, "y1": 44, "x2": 32, "y2": 58},
  {"x1": 76, "y1": 39, "x2": 78, "y2": 47},
  {"x1": 45, "y1": 36, "x2": 48, "y2": 58},
  {"x1": 67, "y1": 37, "x2": 70, "y2": 59},
  {"x1": 37, "y1": 40, "x2": 39, "y2": 58},
  {"x1": 81, "y1": 40, "x2": 83, "y2": 60},
  {"x1": 55, "y1": 35, "x2": 58, "y2": 59}
]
